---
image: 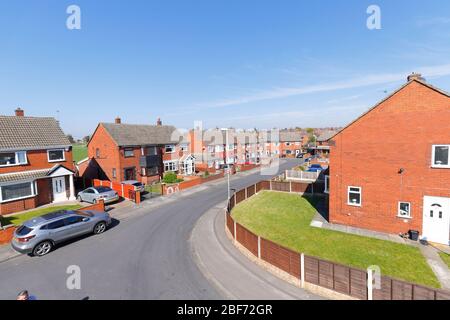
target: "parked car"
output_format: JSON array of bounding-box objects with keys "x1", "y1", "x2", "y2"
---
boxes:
[
  {"x1": 122, "y1": 180, "x2": 145, "y2": 193},
  {"x1": 296, "y1": 153, "x2": 304, "y2": 159},
  {"x1": 77, "y1": 186, "x2": 119, "y2": 204},
  {"x1": 11, "y1": 210, "x2": 112, "y2": 256},
  {"x1": 307, "y1": 164, "x2": 323, "y2": 172}
]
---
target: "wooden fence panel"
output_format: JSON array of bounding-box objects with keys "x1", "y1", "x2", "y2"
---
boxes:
[
  {"x1": 333, "y1": 264, "x2": 350, "y2": 295},
  {"x1": 226, "y1": 214, "x2": 234, "y2": 238},
  {"x1": 260, "y1": 181, "x2": 270, "y2": 191},
  {"x1": 246, "y1": 185, "x2": 255, "y2": 198},
  {"x1": 236, "y1": 224, "x2": 258, "y2": 256},
  {"x1": 304, "y1": 255, "x2": 319, "y2": 285},
  {"x1": 290, "y1": 182, "x2": 309, "y2": 193},
  {"x1": 228, "y1": 194, "x2": 235, "y2": 212},
  {"x1": 256, "y1": 182, "x2": 262, "y2": 193},
  {"x1": 392, "y1": 280, "x2": 413, "y2": 300},
  {"x1": 350, "y1": 268, "x2": 367, "y2": 300},
  {"x1": 271, "y1": 181, "x2": 290, "y2": 192},
  {"x1": 373, "y1": 276, "x2": 393, "y2": 300},
  {"x1": 235, "y1": 189, "x2": 246, "y2": 204},
  {"x1": 436, "y1": 290, "x2": 450, "y2": 300},
  {"x1": 413, "y1": 285, "x2": 436, "y2": 300},
  {"x1": 319, "y1": 260, "x2": 334, "y2": 290},
  {"x1": 261, "y1": 239, "x2": 300, "y2": 278}
]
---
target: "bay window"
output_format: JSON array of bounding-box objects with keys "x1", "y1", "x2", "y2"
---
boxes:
[{"x1": 0, "y1": 181, "x2": 36, "y2": 203}]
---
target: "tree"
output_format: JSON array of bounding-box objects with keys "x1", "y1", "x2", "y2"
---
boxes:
[
  {"x1": 82, "y1": 135, "x2": 90, "y2": 144},
  {"x1": 306, "y1": 128, "x2": 314, "y2": 135},
  {"x1": 66, "y1": 134, "x2": 75, "y2": 144}
]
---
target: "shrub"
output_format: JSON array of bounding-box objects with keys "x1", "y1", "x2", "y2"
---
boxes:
[{"x1": 163, "y1": 172, "x2": 183, "y2": 184}]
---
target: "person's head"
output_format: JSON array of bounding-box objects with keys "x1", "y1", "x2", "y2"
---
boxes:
[{"x1": 17, "y1": 290, "x2": 29, "y2": 300}]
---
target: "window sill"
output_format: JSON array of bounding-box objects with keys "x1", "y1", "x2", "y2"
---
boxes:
[
  {"x1": 0, "y1": 194, "x2": 36, "y2": 204},
  {"x1": 431, "y1": 166, "x2": 450, "y2": 169},
  {"x1": 0, "y1": 163, "x2": 28, "y2": 168},
  {"x1": 347, "y1": 203, "x2": 362, "y2": 207},
  {"x1": 48, "y1": 159, "x2": 65, "y2": 163},
  {"x1": 397, "y1": 215, "x2": 412, "y2": 220}
]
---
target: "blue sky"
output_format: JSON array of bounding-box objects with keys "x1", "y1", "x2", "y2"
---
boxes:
[{"x1": 1, "y1": 0, "x2": 450, "y2": 138}]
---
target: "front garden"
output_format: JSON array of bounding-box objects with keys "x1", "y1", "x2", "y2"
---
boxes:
[{"x1": 231, "y1": 191, "x2": 440, "y2": 288}]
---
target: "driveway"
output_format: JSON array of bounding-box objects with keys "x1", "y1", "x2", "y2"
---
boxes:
[{"x1": 0, "y1": 159, "x2": 301, "y2": 300}]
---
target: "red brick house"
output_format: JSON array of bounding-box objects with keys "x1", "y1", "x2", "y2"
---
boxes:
[
  {"x1": 279, "y1": 131, "x2": 304, "y2": 158},
  {"x1": 86, "y1": 118, "x2": 193, "y2": 184},
  {"x1": 328, "y1": 74, "x2": 450, "y2": 245},
  {"x1": 0, "y1": 109, "x2": 75, "y2": 215}
]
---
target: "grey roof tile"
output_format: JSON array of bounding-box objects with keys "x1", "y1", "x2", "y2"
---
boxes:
[{"x1": 0, "y1": 116, "x2": 70, "y2": 151}]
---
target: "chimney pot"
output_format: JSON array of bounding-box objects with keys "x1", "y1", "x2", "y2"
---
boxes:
[
  {"x1": 115, "y1": 117, "x2": 121, "y2": 124},
  {"x1": 15, "y1": 108, "x2": 24, "y2": 117},
  {"x1": 157, "y1": 118, "x2": 162, "y2": 126},
  {"x1": 407, "y1": 72, "x2": 425, "y2": 82}
]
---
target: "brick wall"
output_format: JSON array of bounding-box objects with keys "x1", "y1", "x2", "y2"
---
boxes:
[
  {"x1": 0, "y1": 149, "x2": 74, "y2": 175},
  {"x1": 329, "y1": 80, "x2": 450, "y2": 235},
  {"x1": 0, "y1": 197, "x2": 38, "y2": 215}
]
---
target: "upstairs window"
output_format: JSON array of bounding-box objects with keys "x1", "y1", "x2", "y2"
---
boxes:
[
  {"x1": 180, "y1": 144, "x2": 189, "y2": 152},
  {"x1": 165, "y1": 145, "x2": 175, "y2": 153},
  {"x1": 146, "y1": 146, "x2": 158, "y2": 155},
  {"x1": 0, "y1": 151, "x2": 28, "y2": 167},
  {"x1": 348, "y1": 186, "x2": 362, "y2": 206},
  {"x1": 432, "y1": 145, "x2": 450, "y2": 168},
  {"x1": 48, "y1": 149, "x2": 65, "y2": 162},
  {"x1": 124, "y1": 148, "x2": 134, "y2": 158}
]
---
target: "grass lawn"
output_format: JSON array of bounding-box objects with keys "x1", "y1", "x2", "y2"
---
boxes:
[
  {"x1": 232, "y1": 191, "x2": 440, "y2": 288},
  {"x1": 72, "y1": 144, "x2": 88, "y2": 163},
  {"x1": 0, "y1": 205, "x2": 82, "y2": 226},
  {"x1": 145, "y1": 183, "x2": 162, "y2": 194},
  {"x1": 439, "y1": 252, "x2": 450, "y2": 269}
]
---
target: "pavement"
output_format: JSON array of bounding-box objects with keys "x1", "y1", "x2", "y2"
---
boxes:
[
  {"x1": 190, "y1": 202, "x2": 321, "y2": 300},
  {"x1": 0, "y1": 159, "x2": 302, "y2": 300},
  {"x1": 419, "y1": 244, "x2": 450, "y2": 290}
]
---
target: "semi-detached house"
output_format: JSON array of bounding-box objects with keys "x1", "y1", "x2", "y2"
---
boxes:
[
  {"x1": 87, "y1": 117, "x2": 194, "y2": 184},
  {"x1": 0, "y1": 108, "x2": 75, "y2": 215},
  {"x1": 328, "y1": 73, "x2": 450, "y2": 246}
]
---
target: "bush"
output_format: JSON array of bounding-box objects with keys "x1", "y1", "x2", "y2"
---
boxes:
[
  {"x1": 163, "y1": 172, "x2": 183, "y2": 184},
  {"x1": 204, "y1": 171, "x2": 210, "y2": 177}
]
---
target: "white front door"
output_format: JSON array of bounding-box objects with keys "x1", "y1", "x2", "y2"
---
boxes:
[
  {"x1": 423, "y1": 196, "x2": 450, "y2": 245},
  {"x1": 52, "y1": 177, "x2": 67, "y2": 203}
]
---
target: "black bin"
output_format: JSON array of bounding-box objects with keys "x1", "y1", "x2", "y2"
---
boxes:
[{"x1": 409, "y1": 230, "x2": 419, "y2": 241}]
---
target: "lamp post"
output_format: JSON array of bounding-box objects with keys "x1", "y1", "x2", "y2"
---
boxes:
[{"x1": 222, "y1": 128, "x2": 230, "y2": 201}]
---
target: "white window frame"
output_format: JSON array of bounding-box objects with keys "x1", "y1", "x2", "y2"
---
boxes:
[
  {"x1": 398, "y1": 202, "x2": 412, "y2": 219},
  {"x1": 47, "y1": 149, "x2": 65, "y2": 163},
  {"x1": 324, "y1": 176, "x2": 329, "y2": 194},
  {"x1": 347, "y1": 186, "x2": 362, "y2": 207},
  {"x1": 165, "y1": 145, "x2": 175, "y2": 154},
  {"x1": 0, "y1": 151, "x2": 28, "y2": 167},
  {"x1": 164, "y1": 161, "x2": 178, "y2": 172},
  {"x1": 123, "y1": 148, "x2": 134, "y2": 158},
  {"x1": 180, "y1": 144, "x2": 189, "y2": 152},
  {"x1": 431, "y1": 145, "x2": 450, "y2": 168},
  {"x1": 0, "y1": 181, "x2": 36, "y2": 203}
]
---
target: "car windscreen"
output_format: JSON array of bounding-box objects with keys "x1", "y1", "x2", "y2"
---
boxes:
[
  {"x1": 132, "y1": 183, "x2": 143, "y2": 187},
  {"x1": 94, "y1": 187, "x2": 112, "y2": 193},
  {"x1": 16, "y1": 225, "x2": 33, "y2": 236}
]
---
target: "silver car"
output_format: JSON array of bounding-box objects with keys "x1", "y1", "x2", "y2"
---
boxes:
[
  {"x1": 11, "y1": 210, "x2": 112, "y2": 256},
  {"x1": 77, "y1": 186, "x2": 119, "y2": 204},
  {"x1": 122, "y1": 180, "x2": 145, "y2": 193}
]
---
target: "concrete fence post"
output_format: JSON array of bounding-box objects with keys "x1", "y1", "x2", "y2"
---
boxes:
[
  {"x1": 289, "y1": 181, "x2": 292, "y2": 193},
  {"x1": 121, "y1": 184, "x2": 124, "y2": 197},
  {"x1": 258, "y1": 236, "x2": 261, "y2": 259},
  {"x1": 245, "y1": 187, "x2": 248, "y2": 199},
  {"x1": 254, "y1": 183, "x2": 257, "y2": 195},
  {"x1": 110, "y1": 181, "x2": 113, "y2": 189},
  {"x1": 300, "y1": 253, "x2": 305, "y2": 288},
  {"x1": 367, "y1": 269, "x2": 373, "y2": 301}
]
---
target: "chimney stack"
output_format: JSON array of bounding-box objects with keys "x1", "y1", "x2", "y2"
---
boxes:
[
  {"x1": 407, "y1": 72, "x2": 425, "y2": 82},
  {"x1": 15, "y1": 107, "x2": 24, "y2": 117},
  {"x1": 156, "y1": 118, "x2": 162, "y2": 126},
  {"x1": 115, "y1": 116, "x2": 121, "y2": 124}
]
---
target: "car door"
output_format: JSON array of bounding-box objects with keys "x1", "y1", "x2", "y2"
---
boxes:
[
  {"x1": 84, "y1": 188, "x2": 96, "y2": 203},
  {"x1": 63, "y1": 216, "x2": 90, "y2": 237},
  {"x1": 46, "y1": 218, "x2": 72, "y2": 243}
]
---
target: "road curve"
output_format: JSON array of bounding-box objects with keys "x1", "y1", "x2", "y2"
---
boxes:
[{"x1": 0, "y1": 159, "x2": 300, "y2": 300}]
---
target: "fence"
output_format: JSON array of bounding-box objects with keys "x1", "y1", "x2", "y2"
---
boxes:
[
  {"x1": 285, "y1": 170, "x2": 320, "y2": 181},
  {"x1": 225, "y1": 182, "x2": 450, "y2": 300},
  {"x1": 92, "y1": 179, "x2": 140, "y2": 203},
  {"x1": 162, "y1": 173, "x2": 225, "y2": 195}
]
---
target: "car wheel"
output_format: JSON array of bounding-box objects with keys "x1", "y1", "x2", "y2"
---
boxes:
[
  {"x1": 32, "y1": 241, "x2": 53, "y2": 257},
  {"x1": 93, "y1": 222, "x2": 107, "y2": 234},
  {"x1": 77, "y1": 196, "x2": 83, "y2": 202}
]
